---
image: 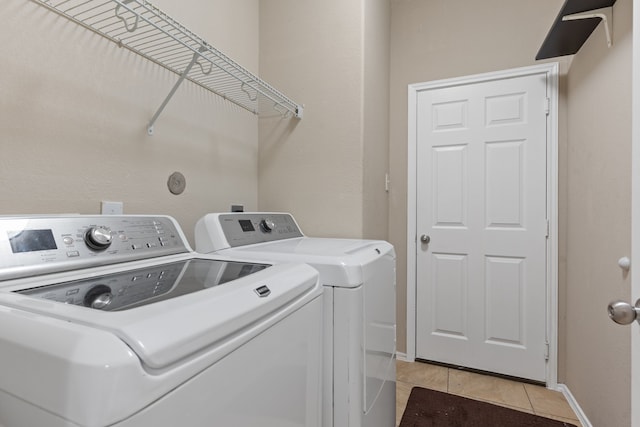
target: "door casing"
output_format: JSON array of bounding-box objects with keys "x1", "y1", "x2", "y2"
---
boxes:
[{"x1": 406, "y1": 63, "x2": 559, "y2": 387}]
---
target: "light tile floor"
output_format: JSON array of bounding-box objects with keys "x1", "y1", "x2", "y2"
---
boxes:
[{"x1": 396, "y1": 360, "x2": 582, "y2": 427}]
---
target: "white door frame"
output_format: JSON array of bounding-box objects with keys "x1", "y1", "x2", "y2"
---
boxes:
[{"x1": 406, "y1": 63, "x2": 559, "y2": 387}]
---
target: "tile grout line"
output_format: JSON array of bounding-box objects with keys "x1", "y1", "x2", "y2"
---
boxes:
[{"x1": 522, "y1": 383, "x2": 537, "y2": 415}]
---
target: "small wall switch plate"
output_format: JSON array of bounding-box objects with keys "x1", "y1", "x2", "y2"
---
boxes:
[{"x1": 101, "y1": 201, "x2": 124, "y2": 215}]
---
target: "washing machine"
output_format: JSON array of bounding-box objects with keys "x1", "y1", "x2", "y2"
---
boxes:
[
  {"x1": 195, "y1": 212, "x2": 396, "y2": 427},
  {"x1": 0, "y1": 215, "x2": 323, "y2": 427}
]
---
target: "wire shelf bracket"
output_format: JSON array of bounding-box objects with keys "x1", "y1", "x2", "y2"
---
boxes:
[
  {"x1": 33, "y1": 0, "x2": 304, "y2": 135},
  {"x1": 147, "y1": 48, "x2": 202, "y2": 136}
]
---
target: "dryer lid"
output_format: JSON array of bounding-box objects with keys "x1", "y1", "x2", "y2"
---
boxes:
[{"x1": 218, "y1": 238, "x2": 395, "y2": 287}]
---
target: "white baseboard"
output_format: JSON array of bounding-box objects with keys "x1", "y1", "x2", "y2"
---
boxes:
[
  {"x1": 396, "y1": 351, "x2": 409, "y2": 362},
  {"x1": 554, "y1": 384, "x2": 592, "y2": 427}
]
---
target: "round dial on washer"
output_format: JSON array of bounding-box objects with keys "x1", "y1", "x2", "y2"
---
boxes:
[
  {"x1": 85, "y1": 226, "x2": 113, "y2": 250},
  {"x1": 83, "y1": 285, "x2": 113, "y2": 310},
  {"x1": 260, "y1": 219, "x2": 276, "y2": 233}
]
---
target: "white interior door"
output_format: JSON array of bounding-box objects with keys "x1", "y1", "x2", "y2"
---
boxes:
[{"x1": 414, "y1": 70, "x2": 550, "y2": 382}]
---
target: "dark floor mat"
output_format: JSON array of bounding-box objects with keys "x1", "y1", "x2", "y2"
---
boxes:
[{"x1": 399, "y1": 387, "x2": 578, "y2": 427}]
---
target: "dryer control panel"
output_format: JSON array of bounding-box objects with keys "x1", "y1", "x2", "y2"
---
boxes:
[
  {"x1": 0, "y1": 215, "x2": 188, "y2": 281},
  {"x1": 196, "y1": 213, "x2": 303, "y2": 251}
]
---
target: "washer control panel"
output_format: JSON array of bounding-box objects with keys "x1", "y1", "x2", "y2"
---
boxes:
[
  {"x1": 0, "y1": 215, "x2": 188, "y2": 281},
  {"x1": 218, "y1": 213, "x2": 303, "y2": 247}
]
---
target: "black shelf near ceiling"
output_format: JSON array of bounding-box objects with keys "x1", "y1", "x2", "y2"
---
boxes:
[{"x1": 536, "y1": 0, "x2": 616, "y2": 60}]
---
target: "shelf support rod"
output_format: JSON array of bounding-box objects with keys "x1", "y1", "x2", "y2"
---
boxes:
[
  {"x1": 147, "y1": 47, "x2": 204, "y2": 136},
  {"x1": 114, "y1": 0, "x2": 139, "y2": 33},
  {"x1": 562, "y1": 7, "x2": 613, "y2": 48}
]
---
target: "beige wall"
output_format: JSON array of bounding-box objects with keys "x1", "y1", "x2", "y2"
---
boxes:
[
  {"x1": 564, "y1": 0, "x2": 632, "y2": 424},
  {"x1": 258, "y1": 0, "x2": 390, "y2": 239},
  {"x1": 258, "y1": 0, "x2": 363, "y2": 238},
  {"x1": 0, "y1": 0, "x2": 260, "y2": 246},
  {"x1": 363, "y1": 0, "x2": 391, "y2": 240}
]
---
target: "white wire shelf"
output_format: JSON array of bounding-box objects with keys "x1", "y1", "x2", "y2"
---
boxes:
[{"x1": 34, "y1": 0, "x2": 304, "y2": 134}]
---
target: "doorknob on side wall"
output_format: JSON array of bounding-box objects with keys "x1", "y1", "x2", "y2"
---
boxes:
[
  {"x1": 420, "y1": 235, "x2": 431, "y2": 244},
  {"x1": 608, "y1": 299, "x2": 640, "y2": 325}
]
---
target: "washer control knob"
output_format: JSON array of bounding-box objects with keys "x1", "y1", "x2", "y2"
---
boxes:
[
  {"x1": 85, "y1": 226, "x2": 113, "y2": 250},
  {"x1": 260, "y1": 218, "x2": 276, "y2": 233},
  {"x1": 83, "y1": 285, "x2": 113, "y2": 310}
]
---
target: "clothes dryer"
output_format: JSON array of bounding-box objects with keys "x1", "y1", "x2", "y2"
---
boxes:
[
  {"x1": 195, "y1": 212, "x2": 396, "y2": 427},
  {"x1": 0, "y1": 215, "x2": 323, "y2": 427}
]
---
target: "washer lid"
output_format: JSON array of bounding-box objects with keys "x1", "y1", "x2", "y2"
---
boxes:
[
  {"x1": 0, "y1": 260, "x2": 320, "y2": 369},
  {"x1": 16, "y1": 258, "x2": 268, "y2": 311},
  {"x1": 217, "y1": 237, "x2": 395, "y2": 287}
]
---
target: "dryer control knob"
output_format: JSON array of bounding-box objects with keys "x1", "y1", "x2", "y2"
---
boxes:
[
  {"x1": 85, "y1": 226, "x2": 113, "y2": 250},
  {"x1": 260, "y1": 219, "x2": 276, "y2": 233}
]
